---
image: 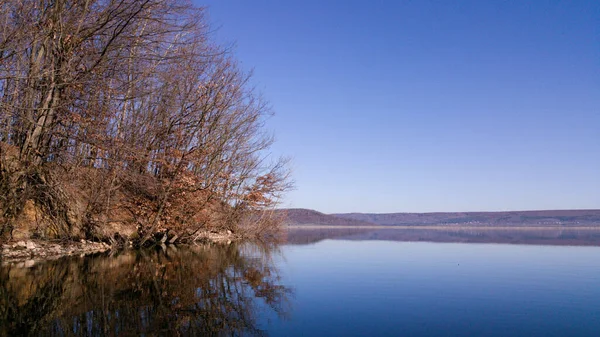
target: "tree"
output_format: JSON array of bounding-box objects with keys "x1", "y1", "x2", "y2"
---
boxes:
[{"x1": 0, "y1": 0, "x2": 290, "y2": 243}]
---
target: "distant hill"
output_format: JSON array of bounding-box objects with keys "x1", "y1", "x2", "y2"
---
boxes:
[
  {"x1": 332, "y1": 210, "x2": 600, "y2": 227},
  {"x1": 279, "y1": 209, "x2": 378, "y2": 226}
]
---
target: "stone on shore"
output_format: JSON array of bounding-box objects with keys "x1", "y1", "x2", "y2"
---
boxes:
[{"x1": 1, "y1": 239, "x2": 111, "y2": 265}]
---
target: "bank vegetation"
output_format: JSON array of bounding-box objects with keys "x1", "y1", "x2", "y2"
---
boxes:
[{"x1": 0, "y1": 0, "x2": 290, "y2": 246}]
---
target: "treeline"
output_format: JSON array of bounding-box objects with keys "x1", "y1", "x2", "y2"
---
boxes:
[{"x1": 0, "y1": 0, "x2": 290, "y2": 244}]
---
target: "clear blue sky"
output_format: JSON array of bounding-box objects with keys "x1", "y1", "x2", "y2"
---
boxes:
[{"x1": 199, "y1": 0, "x2": 599, "y2": 213}]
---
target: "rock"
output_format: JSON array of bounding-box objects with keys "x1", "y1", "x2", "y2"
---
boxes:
[{"x1": 1, "y1": 237, "x2": 114, "y2": 264}]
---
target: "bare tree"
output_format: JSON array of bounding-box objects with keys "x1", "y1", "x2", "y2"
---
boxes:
[{"x1": 0, "y1": 0, "x2": 291, "y2": 243}]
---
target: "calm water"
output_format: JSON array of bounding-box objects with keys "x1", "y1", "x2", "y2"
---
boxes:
[{"x1": 2, "y1": 229, "x2": 600, "y2": 336}]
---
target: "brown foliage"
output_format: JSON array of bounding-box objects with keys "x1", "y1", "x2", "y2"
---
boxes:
[{"x1": 0, "y1": 0, "x2": 291, "y2": 243}]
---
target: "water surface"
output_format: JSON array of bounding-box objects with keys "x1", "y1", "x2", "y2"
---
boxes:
[
  {"x1": 2, "y1": 230, "x2": 600, "y2": 336},
  {"x1": 0, "y1": 243, "x2": 290, "y2": 336},
  {"x1": 264, "y1": 239, "x2": 600, "y2": 336}
]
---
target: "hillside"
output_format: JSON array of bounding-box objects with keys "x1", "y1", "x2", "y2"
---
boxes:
[
  {"x1": 279, "y1": 209, "x2": 378, "y2": 226},
  {"x1": 332, "y1": 210, "x2": 600, "y2": 227}
]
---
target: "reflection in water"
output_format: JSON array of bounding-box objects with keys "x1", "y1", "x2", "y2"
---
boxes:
[
  {"x1": 286, "y1": 227, "x2": 600, "y2": 246},
  {"x1": 0, "y1": 243, "x2": 291, "y2": 336}
]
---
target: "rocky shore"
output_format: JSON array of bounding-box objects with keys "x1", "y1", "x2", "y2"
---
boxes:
[
  {"x1": 0, "y1": 230, "x2": 244, "y2": 265},
  {"x1": 1, "y1": 239, "x2": 111, "y2": 265},
  {"x1": 193, "y1": 230, "x2": 238, "y2": 244}
]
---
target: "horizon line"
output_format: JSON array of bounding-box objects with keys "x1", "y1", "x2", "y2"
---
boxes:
[{"x1": 278, "y1": 207, "x2": 600, "y2": 215}]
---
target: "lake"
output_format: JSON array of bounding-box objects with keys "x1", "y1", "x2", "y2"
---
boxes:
[{"x1": 2, "y1": 228, "x2": 600, "y2": 336}]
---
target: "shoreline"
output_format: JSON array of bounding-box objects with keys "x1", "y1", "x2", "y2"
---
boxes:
[
  {"x1": 5, "y1": 225, "x2": 598, "y2": 264},
  {"x1": 0, "y1": 230, "x2": 241, "y2": 265},
  {"x1": 1, "y1": 239, "x2": 111, "y2": 265}
]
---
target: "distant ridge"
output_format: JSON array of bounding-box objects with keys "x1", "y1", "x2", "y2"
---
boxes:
[
  {"x1": 332, "y1": 209, "x2": 600, "y2": 227},
  {"x1": 278, "y1": 208, "x2": 378, "y2": 227},
  {"x1": 281, "y1": 208, "x2": 600, "y2": 227}
]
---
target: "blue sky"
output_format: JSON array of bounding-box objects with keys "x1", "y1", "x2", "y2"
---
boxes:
[{"x1": 199, "y1": 0, "x2": 599, "y2": 213}]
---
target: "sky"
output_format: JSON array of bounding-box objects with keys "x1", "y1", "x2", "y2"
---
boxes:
[{"x1": 198, "y1": 0, "x2": 599, "y2": 213}]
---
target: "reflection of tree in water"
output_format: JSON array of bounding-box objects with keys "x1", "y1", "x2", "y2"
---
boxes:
[{"x1": 0, "y1": 243, "x2": 291, "y2": 336}]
